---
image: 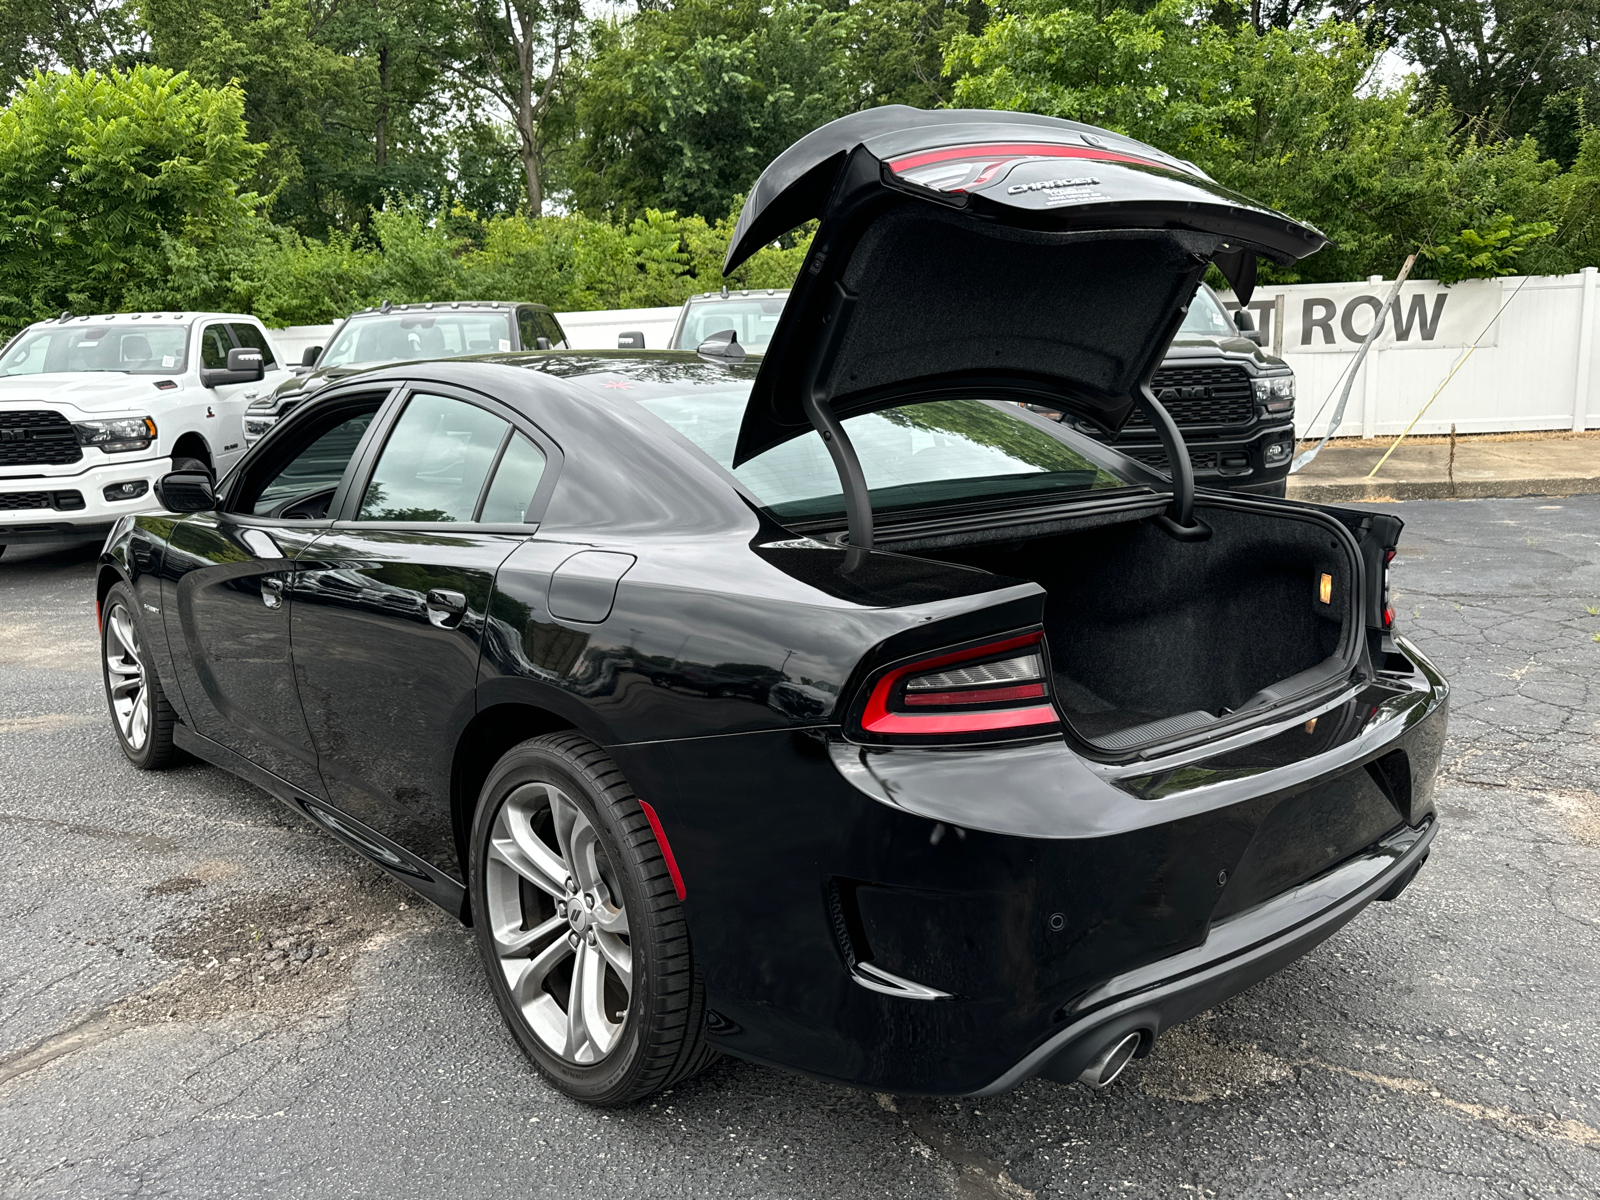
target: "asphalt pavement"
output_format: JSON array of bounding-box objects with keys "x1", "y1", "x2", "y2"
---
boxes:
[{"x1": 2, "y1": 496, "x2": 1599, "y2": 1200}]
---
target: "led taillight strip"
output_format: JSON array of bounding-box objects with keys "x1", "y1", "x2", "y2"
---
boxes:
[
  {"x1": 860, "y1": 631, "x2": 1060, "y2": 736},
  {"x1": 886, "y1": 142, "x2": 1159, "y2": 174}
]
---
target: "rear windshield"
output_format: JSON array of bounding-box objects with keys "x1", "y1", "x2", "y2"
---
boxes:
[
  {"x1": 0, "y1": 323, "x2": 189, "y2": 375},
  {"x1": 636, "y1": 386, "x2": 1126, "y2": 519},
  {"x1": 672, "y1": 297, "x2": 787, "y2": 351},
  {"x1": 322, "y1": 311, "x2": 513, "y2": 367}
]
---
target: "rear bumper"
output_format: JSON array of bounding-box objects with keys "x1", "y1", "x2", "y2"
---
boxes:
[
  {"x1": 613, "y1": 640, "x2": 1448, "y2": 1095},
  {"x1": 977, "y1": 817, "x2": 1435, "y2": 1093}
]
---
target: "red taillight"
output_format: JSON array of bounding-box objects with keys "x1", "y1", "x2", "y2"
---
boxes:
[
  {"x1": 858, "y1": 631, "x2": 1059, "y2": 739},
  {"x1": 1383, "y1": 606, "x2": 1395, "y2": 629}
]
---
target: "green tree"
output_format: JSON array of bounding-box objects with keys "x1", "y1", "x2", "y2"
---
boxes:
[
  {"x1": 0, "y1": 0, "x2": 144, "y2": 98},
  {"x1": 946, "y1": 0, "x2": 1588, "y2": 281},
  {"x1": 0, "y1": 65, "x2": 266, "y2": 333},
  {"x1": 458, "y1": 0, "x2": 584, "y2": 213},
  {"x1": 563, "y1": 0, "x2": 857, "y2": 221}
]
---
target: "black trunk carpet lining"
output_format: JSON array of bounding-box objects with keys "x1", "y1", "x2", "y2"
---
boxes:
[{"x1": 943, "y1": 504, "x2": 1351, "y2": 743}]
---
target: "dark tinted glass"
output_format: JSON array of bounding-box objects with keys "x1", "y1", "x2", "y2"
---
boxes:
[
  {"x1": 229, "y1": 323, "x2": 279, "y2": 369},
  {"x1": 534, "y1": 311, "x2": 566, "y2": 348},
  {"x1": 359, "y1": 393, "x2": 508, "y2": 522},
  {"x1": 478, "y1": 433, "x2": 546, "y2": 523},
  {"x1": 235, "y1": 400, "x2": 383, "y2": 516},
  {"x1": 199, "y1": 324, "x2": 233, "y2": 369}
]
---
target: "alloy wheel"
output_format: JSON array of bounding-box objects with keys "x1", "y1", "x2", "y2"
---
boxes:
[
  {"x1": 484, "y1": 782, "x2": 633, "y2": 1064},
  {"x1": 104, "y1": 603, "x2": 150, "y2": 752}
]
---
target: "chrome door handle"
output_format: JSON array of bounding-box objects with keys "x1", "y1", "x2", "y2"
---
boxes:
[
  {"x1": 425, "y1": 589, "x2": 467, "y2": 628},
  {"x1": 261, "y1": 576, "x2": 285, "y2": 609}
]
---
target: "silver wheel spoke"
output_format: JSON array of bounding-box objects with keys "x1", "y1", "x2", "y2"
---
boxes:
[
  {"x1": 594, "y1": 900, "x2": 628, "y2": 936},
  {"x1": 507, "y1": 927, "x2": 575, "y2": 1006},
  {"x1": 493, "y1": 912, "x2": 564, "y2": 957},
  {"x1": 483, "y1": 778, "x2": 634, "y2": 1066},
  {"x1": 595, "y1": 930, "x2": 632, "y2": 988}
]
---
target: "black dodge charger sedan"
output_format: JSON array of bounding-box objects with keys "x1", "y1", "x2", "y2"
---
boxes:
[{"x1": 96, "y1": 107, "x2": 1445, "y2": 1106}]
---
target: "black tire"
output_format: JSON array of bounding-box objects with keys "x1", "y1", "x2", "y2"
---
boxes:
[
  {"x1": 469, "y1": 733, "x2": 716, "y2": 1105},
  {"x1": 100, "y1": 582, "x2": 179, "y2": 769}
]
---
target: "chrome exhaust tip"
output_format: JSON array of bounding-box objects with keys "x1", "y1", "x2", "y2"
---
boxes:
[{"x1": 1077, "y1": 1031, "x2": 1144, "y2": 1090}]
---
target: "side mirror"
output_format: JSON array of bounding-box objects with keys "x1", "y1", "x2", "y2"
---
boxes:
[
  {"x1": 617, "y1": 330, "x2": 645, "y2": 349},
  {"x1": 535, "y1": 336, "x2": 552, "y2": 350},
  {"x1": 1232, "y1": 308, "x2": 1264, "y2": 346},
  {"x1": 154, "y1": 465, "x2": 216, "y2": 513},
  {"x1": 696, "y1": 329, "x2": 745, "y2": 363},
  {"x1": 200, "y1": 348, "x2": 265, "y2": 387},
  {"x1": 227, "y1": 347, "x2": 265, "y2": 379},
  {"x1": 300, "y1": 345, "x2": 322, "y2": 367}
]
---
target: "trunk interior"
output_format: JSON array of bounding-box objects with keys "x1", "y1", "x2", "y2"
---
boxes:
[{"x1": 915, "y1": 501, "x2": 1359, "y2": 751}]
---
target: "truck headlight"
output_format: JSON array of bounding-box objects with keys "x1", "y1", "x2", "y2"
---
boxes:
[
  {"x1": 73, "y1": 416, "x2": 156, "y2": 453},
  {"x1": 1252, "y1": 375, "x2": 1295, "y2": 412},
  {"x1": 243, "y1": 415, "x2": 278, "y2": 444}
]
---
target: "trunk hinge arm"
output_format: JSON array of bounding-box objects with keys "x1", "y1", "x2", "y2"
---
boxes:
[
  {"x1": 802, "y1": 282, "x2": 874, "y2": 554},
  {"x1": 1135, "y1": 298, "x2": 1208, "y2": 539}
]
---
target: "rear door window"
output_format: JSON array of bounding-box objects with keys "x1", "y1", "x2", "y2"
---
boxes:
[
  {"x1": 478, "y1": 433, "x2": 546, "y2": 523},
  {"x1": 358, "y1": 392, "x2": 509, "y2": 522}
]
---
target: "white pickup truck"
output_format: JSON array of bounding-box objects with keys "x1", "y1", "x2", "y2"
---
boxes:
[{"x1": 0, "y1": 311, "x2": 292, "y2": 554}]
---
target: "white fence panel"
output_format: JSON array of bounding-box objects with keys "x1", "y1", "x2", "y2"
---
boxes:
[
  {"x1": 1221, "y1": 268, "x2": 1600, "y2": 436},
  {"x1": 554, "y1": 306, "x2": 680, "y2": 351}
]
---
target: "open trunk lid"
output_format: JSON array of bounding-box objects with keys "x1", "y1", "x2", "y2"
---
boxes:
[{"x1": 726, "y1": 107, "x2": 1328, "y2": 466}]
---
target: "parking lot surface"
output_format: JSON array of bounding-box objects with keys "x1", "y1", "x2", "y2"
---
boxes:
[{"x1": 3, "y1": 494, "x2": 1599, "y2": 1200}]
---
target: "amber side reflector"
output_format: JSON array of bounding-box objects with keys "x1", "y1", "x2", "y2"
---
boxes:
[
  {"x1": 1318, "y1": 572, "x2": 1333, "y2": 604},
  {"x1": 1304, "y1": 717, "x2": 1318, "y2": 734}
]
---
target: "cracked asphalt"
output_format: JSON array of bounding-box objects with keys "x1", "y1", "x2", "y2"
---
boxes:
[{"x1": 2, "y1": 494, "x2": 1599, "y2": 1199}]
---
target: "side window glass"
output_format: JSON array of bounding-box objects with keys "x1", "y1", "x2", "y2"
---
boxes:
[
  {"x1": 535, "y1": 311, "x2": 566, "y2": 348},
  {"x1": 229, "y1": 323, "x2": 278, "y2": 369},
  {"x1": 239, "y1": 407, "x2": 380, "y2": 516},
  {"x1": 478, "y1": 433, "x2": 546, "y2": 523},
  {"x1": 199, "y1": 324, "x2": 233, "y2": 369},
  {"x1": 359, "y1": 393, "x2": 508, "y2": 523},
  {"x1": 517, "y1": 309, "x2": 538, "y2": 350}
]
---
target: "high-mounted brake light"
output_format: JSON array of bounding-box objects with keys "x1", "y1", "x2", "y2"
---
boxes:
[{"x1": 859, "y1": 632, "x2": 1059, "y2": 738}]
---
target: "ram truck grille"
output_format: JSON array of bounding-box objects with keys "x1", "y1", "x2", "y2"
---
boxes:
[
  {"x1": 1127, "y1": 364, "x2": 1254, "y2": 428},
  {"x1": 0, "y1": 411, "x2": 82, "y2": 466}
]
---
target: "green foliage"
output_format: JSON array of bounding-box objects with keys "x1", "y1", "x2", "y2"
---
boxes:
[
  {"x1": 1422, "y1": 213, "x2": 1558, "y2": 284},
  {"x1": 240, "y1": 199, "x2": 815, "y2": 326},
  {"x1": 2, "y1": 0, "x2": 1597, "y2": 328},
  {"x1": 946, "y1": 0, "x2": 1597, "y2": 282},
  {"x1": 0, "y1": 65, "x2": 266, "y2": 333}
]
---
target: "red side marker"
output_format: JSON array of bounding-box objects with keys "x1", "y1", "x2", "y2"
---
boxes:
[{"x1": 638, "y1": 800, "x2": 686, "y2": 901}]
